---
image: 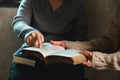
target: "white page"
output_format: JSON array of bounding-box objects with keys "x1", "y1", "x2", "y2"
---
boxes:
[
  {"x1": 23, "y1": 42, "x2": 65, "y2": 57},
  {"x1": 48, "y1": 49, "x2": 81, "y2": 57}
]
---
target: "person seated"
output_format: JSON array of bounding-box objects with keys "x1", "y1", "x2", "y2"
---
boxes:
[{"x1": 9, "y1": 0, "x2": 88, "y2": 80}]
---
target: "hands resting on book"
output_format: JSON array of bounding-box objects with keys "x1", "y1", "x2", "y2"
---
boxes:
[
  {"x1": 25, "y1": 36, "x2": 93, "y2": 67},
  {"x1": 50, "y1": 40, "x2": 66, "y2": 48},
  {"x1": 50, "y1": 40, "x2": 93, "y2": 67}
]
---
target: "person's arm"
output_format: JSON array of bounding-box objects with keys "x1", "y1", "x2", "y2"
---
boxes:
[
  {"x1": 12, "y1": 0, "x2": 38, "y2": 40},
  {"x1": 51, "y1": 33, "x2": 119, "y2": 52},
  {"x1": 83, "y1": 51, "x2": 120, "y2": 70},
  {"x1": 64, "y1": 35, "x2": 119, "y2": 52},
  {"x1": 12, "y1": 0, "x2": 44, "y2": 47},
  {"x1": 51, "y1": 40, "x2": 120, "y2": 70},
  {"x1": 92, "y1": 51, "x2": 120, "y2": 70}
]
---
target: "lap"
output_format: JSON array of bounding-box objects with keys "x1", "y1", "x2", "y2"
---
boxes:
[
  {"x1": 9, "y1": 43, "x2": 85, "y2": 80},
  {"x1": 9, "y1": 62, "x2": 85, "y2": 80}
]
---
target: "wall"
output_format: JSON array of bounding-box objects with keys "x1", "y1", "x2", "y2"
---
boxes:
[
  {"x1": 0, "y1": 0, "x2": 120, "y2": 80},
  {"x1": 0, "y1": 8, "x2": 23, "y2": 80}
]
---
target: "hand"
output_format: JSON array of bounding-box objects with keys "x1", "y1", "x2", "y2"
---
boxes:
[
  {"x1": 50, "y1": 40, "x2": 66, "y2": 48},
  {"x1": 25, "y1": 32, "x2": 44, "y2": 48},
  {"x1": 82, "y1": 51, "x2": 93, "y2": 67}
]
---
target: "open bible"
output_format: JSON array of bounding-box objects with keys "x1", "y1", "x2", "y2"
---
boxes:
[{"x1": 21, "y1": 42, "x2": 87, "y2": 65}]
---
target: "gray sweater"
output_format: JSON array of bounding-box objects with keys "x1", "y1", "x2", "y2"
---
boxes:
[{"x1": 12, "y1": 0, "x2": 88, "y2": 42}]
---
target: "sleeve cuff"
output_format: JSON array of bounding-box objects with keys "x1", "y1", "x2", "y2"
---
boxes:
[{"x1": 23, "y1": 29, "x2": 40, "y2": 41}]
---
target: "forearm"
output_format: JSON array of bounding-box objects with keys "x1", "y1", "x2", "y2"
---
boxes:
[
  {"x1": 89, "y1": 36, "x2": 119, "y2": 52},
  {"x1": 13, "y1": 20, "x2": 38, "y2": 40},
  {"x1": 64, "y1": 40, "x2": 93, "y2": 51},
  {"x1": 92, "y1": 51, "x2": 120, "y2": 70},
  {"x1": 12, "y1": 0, "x2": 39, "y2": 40},
  {"x1": 64, "y1": 35, "x2": 119, "y2": 52}
]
